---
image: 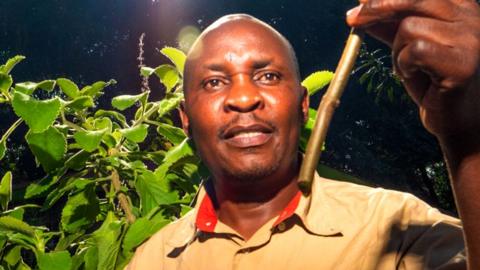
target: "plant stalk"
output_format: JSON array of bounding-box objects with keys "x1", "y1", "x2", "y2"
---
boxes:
[
  {"x1": 111, "y1": 169, "x2": 136, "y2": 224},
  {"x1": 108, "y1": 147, "x2": 136, "y2": 223},
  {"x1": 1, "y1": 118, "x2": 23, "y2": 142},
  {"x1": 298, "y1": 28, "x2": 364, "y2": 196}
]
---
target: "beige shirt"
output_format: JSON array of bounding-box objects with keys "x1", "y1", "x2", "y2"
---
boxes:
[{"x1": 127, "y1": 173, "x2": 465, "y2": 270}]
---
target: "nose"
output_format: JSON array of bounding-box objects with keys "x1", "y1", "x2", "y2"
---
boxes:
[{"x1": 224, "y1": 74, "x2": 264, "y2": 113}]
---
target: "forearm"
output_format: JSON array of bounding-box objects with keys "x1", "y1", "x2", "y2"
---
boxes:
[{"x1": 439, "y1": 130, "x2": 480, "y2": 269}]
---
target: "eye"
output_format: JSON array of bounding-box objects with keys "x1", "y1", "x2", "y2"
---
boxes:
[
  {"x1": 203, "y1": 78, "x2": 227, "y2": 91},
  {"x1": 256, "y1": 72, "x2": 281, "y2": 85}
]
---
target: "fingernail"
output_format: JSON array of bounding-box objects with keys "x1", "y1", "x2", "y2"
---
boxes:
[{"x1": 346, "y1": 4, "x2": 363, "y2": 18}]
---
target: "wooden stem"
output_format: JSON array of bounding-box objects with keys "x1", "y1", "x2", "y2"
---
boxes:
[
  {"x1": 298, "y1": 28, "x2": 364, "y2": 195},
  {"x1": 111, "y1": 169, "x2": 136, "y2": 223},
  {"x1": 107, "y1": 146, "x2": 136, "y2": 224}
]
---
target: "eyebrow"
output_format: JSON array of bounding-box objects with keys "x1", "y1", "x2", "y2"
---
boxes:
[
  {"x1": 252, "y1": 59, "x2": 272, "y2": 70},
  {"x1": 204, "y1": 59, "x2": 274, "y2": 72},
  {"x1": 205, "y1": 63, "x2": 226, "y2": 72}
]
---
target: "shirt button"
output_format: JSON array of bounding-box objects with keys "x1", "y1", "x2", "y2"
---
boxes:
[{"x1": 278, "y1": 222, "x2": 286, "y2": 231}]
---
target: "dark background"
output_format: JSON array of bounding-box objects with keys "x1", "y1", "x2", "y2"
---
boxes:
[{"x1": 0, "y1": 0, "x2": 454, "y2": 212}]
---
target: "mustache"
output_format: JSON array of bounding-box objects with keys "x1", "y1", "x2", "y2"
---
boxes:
[{"x1": 217, "y1": 113, "x2": 276, "y2": 138}]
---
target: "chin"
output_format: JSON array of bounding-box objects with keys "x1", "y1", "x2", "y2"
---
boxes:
[{"x1": 222, "y1": 157, "x2": 281, "y2": 183}]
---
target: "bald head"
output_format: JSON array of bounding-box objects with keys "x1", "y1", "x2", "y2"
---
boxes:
[{"x1": 183, "y1": 14, "x2": 301, "y2": 90}]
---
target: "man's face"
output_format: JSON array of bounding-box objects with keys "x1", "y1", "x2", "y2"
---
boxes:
[{"x1": 181, "y1": 19, "x2": 308, "y2": 183}]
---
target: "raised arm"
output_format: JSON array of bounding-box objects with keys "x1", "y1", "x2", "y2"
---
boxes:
[{"x1": 347, "y1": 0, "x2": 480, "y2": 268}]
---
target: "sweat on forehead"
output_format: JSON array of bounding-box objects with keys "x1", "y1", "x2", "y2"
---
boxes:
[{"x1": 183, "y1": 14, "x2": 300, "y2": 87}]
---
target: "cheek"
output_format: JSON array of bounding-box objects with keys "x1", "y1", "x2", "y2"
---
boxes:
[
  {"x1": 264, "y1": 90, "x2": 303, "y2": 125},
  {"x1": 186, "y1": 95, "x2": 224, "y2": 140},
  {"x1": 263, "y1": 93, "x2": 281, "y2": 107}
]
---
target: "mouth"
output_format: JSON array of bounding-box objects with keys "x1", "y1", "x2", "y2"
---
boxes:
[{"x1": 221, "y1": 123, "x2": 274, "y2": 148}]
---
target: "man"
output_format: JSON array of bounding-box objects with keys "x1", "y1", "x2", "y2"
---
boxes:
[{"x1": 128, "y1": 0, "x2": 480, "y2": 269}]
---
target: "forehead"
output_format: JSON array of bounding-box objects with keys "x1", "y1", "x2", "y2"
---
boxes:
[{"x1": 185, "y1": 20, "x2": 295, "y2": 73}]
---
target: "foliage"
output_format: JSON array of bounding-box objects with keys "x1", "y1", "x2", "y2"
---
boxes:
[
  {"x1": 0, "y1": 48, "x2": 202, "y2": 269},
  {"x1": 0, "y1": 48, "x2": 335, "y2": 269},
  {"x1": 354, "y1": 45, "x2": 405, "y2": 103}
]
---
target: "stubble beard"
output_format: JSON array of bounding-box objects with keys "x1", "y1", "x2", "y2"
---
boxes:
[{"x1": 221, "y1": 152, "x2": 282, "y2": 184}]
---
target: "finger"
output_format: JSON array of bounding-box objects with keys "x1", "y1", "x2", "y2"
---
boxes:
[
  {"x1": 392, "y1": 16, "x2": 461, "y2": 77},
  {"x1": 396, "y1": 39, "x2": 476, "y2": 105},
  {"x1": 347, "y1": 0, "x2": 461, "y2": 27}
]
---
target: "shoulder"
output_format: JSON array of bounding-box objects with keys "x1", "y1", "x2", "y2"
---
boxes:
[
  {"x1": 317, "y1": 177, "x2": 460, "y2": 226},
  {"x1": 126, "y1": 211, "x2": 197, "y2": 269}
]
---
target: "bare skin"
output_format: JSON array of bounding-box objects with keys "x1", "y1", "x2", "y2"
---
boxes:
[{"x1": 348, "y1": 0, "x2": 480, "y2": 268}]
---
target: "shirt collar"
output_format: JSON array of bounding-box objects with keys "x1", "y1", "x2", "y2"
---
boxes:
[
  {"x1": 195, "y1": 172, "x2": 343, "y2": 236},
  {"x1": 166, "y1": 172, "x2": 344, "y2": 247},
  {"x1": 194, "y1": 182, "x2": 303, "y2": 233}
]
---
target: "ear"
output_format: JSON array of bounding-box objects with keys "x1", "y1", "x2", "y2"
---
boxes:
[
  {"x1": 179, "y1": 101, "x2": 190, "y2": 137},
  {"x1": 301, "y1": 86, "x2": 309, "y2": 124}
]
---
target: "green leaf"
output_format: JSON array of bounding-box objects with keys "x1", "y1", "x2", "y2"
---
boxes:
[
  {"x1": 17, "y1": 260, "x2": 32, "y2": 270},
  {"x1": 26, "y1": 127, "x2": 66, "y2": 172},
  {"x1": 94, "y1": 110, "x2": 127, "y2": 126},
  {"x1": 111, "y1": 93, "x2": 147, "y2": 111},
  {"x1": 57, "y1": 78, "x2": 79, "y2": 99},
  {"x1": 301, "y1": 71, "x2": 334, "y2": 96},
  {"x1": 160, "y1": 47, "x2": 186, "y2": 75},
  {"x1": 61, "y1": 186, "x2": 100, "y2": 233},
  {"x1": 89, "y1": 212, "x2": 124, "y2": 270},
  {"x1": 300, "y1": 108, "x2": 317, "y2": 152},
  {"x1": 12, "y1": 91, "x2": 61, "y2": 133},
  {"x1": 4, "y1": 246, "x2": 22, "y2": 267},
  {"x1": 158, "y1": 93, "x2": 184, "y2": 117},
  {"x1": 140, "y1": 67, "x2": 155, "y2": 77},
  {"x1": 25, "y1": 175, "x2": 59, "y2": 199},
  {"x1": 80, "y1": 79, "x2": 116, "y2": 97},
  {"x1": 387, "y1": 87, "x2": 394, "y2": 102},
  {"x1": 15, "y1": 80, "x2": 56, "y2": 95},
  {"x1": 154, "y1": 138, "x2": 195, "y2": 179},
  {"x1": 156, "y1": 123, "x2": 186, "y2": 145},
  {"x1": 136, "y1": 170, "x2": 178, "y2": 215},
  {"x1": 2, "y1": 232, "x2": 36, "y2": 251},
  {"x1": 0, "y1": 55, "x2": 25, "y2": 74},
  {"x1": 359, "y1": 66, "x2": 375, "y2": 85},
  {"x1": 181, "y1": 205, "x2": 193, "y2": 216},
  {"x1": 0, "y1": 171, "x2": 12, "y2": 211},
  {"x1": 0, "y1": 73, "x2": 13, "y2": 96},
  {"x1": 0, "y1": 216, "x2": 35, "y2": 237},
  {"x1": 119, "y1": 124, "x2": 149, "y2": 143},
  {"x1": 54, "y1": 232, "x2": 83, "y2": 251},
  {"x1": 37, "y1": 251, "x2": 72, "y2": 270},
  {"x1": 153, "y1": 65, "x2": 180, "y2": 93},
  {"x1": 83, "y1": 247, "x2": 98, "y2": 270},
  {"x1": 6, "y1": 207, "x2": 25, "y2": 220},
  {"x1": 65, "y1": 96, "x2": 94, "y2": 110},
  {"x1": 122, "y1": 213, "x2": 169, "y2": 252},
  {"x1": 94, "y1": 117, "x2": 113, "y2": 133},
  {"x1": 44, "y1": 178, "x2": 92, "y2": 210},
  {"x1": 0, "y1": 139, "x2": 5, "y2": 160},
  {"x1": 65, "y1": 150, "x2": 91, "y2": 171},
  {"x1": 73, "y1": 129, "x2": 106, "y2": 152}
]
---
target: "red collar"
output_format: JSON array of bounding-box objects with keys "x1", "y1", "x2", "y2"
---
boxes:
[{"x1": 195, "y1": 190, "x2": 302, "y2": 233}]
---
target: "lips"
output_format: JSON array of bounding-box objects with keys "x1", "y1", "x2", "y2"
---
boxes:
[{"x1": 221, "y1": 123, "x2": 274, "y2": 148}]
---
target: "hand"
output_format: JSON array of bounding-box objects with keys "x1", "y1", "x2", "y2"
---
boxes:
[{"x1": 346, "y1": 0, "x2": 480, "y2": 140}]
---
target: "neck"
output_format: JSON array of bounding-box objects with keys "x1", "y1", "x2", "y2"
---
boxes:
[{"x1": 210, "y1": 160, "x2": 300, "y2": 240}]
